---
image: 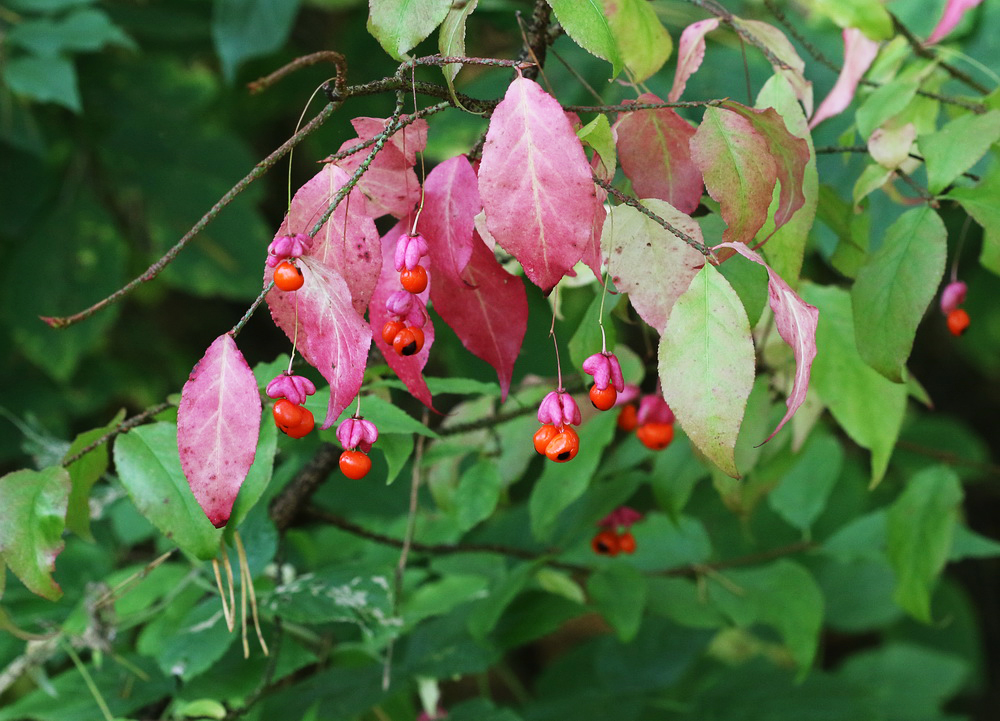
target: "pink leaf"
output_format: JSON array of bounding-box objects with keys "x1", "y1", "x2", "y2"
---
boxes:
[
  {"x1": 431, "y1": 232, "x2": 528, "y2": 400},
  {"x1": 371, "y1": 221, "x2": 435, "y2": 409},
  {"x1": 266, "y1": 261, "x2": 372, "y2": 430},
  {"x1": 178, "y1": 334, "x2": 261, "y2": 528},
  {"x1": 715, "y1": 242, "x2": 819, "y2": 444},
  {"x1": 603, "y1": 200, "x2": 706, "y2": 332},
  {"x1": 927, "y1": 0, "x2": 983, "y2": 44},
  {"x1": 334, "y1": 116, "x2": 428, "y2": 219},
  {"x1": 277, "y1": 164, "x2": 381, "y2": 315},
  {"x1": 691, "y1": 106, "x2": 777, "y2": 245},
  {"x1": 417, "y1": 155, "x2": 482, "y2": 286},
  {"x1": 615, "y1": 93, "x2": 703, "y2": 215},
  {"x1": 720, "y1": 101, "x2": 810, "y2": 234},
  {"x1": 809, "y1": 29, "x2": 880, "y2": 129},
  {"x1": 479, "y1": 76, "x2": 598, "y2": 292},
  {"x1": 669, "y1": 18, "x2": 720, "y2": 102}
]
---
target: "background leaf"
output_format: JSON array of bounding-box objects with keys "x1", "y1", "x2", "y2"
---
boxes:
[
  {"x1": 368, "y1": 0, "x2": 452, "y2": 60},
  {"x1": 212, "y1": 0, "x2": 302, "y2": 82},
  {"x1": 544, "y1": 0, "x2": 622, "y2": 76}
]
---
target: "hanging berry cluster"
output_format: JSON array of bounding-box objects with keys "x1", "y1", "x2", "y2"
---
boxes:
[
  {"x1": 266, "y1": 373, "x2": 316, "y2": 438},
  {"x1": 268, "y1": 233, "x2": 312, "y2": 292},
  {"x1": 533, "y1": 390, "x2": 582, "y2": 463},
  {"x1": 617, "y1": 391, "x2": 675, "y2": 451},
  {"x1": 337, "y1": 415, "x2": 379, "y2": 480},
  {"x1": 591, "y1": 507, "x2": 643, "y2": 556},
  {"x1": 382, "y1": 232, "x2": 430, "y2": 356},
  {"x1": 583, "y1": 351, "x2": 625, "y2": 411},
  {"x1": 941, "y1": 280, "x2": 970, "y2": 336}
]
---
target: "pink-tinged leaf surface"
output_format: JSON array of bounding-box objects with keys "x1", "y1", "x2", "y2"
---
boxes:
[
  {"x1": 267, "y1": 261, "x2": 372, "y2": 429},
  {"x1": 810, "y1": 29, "x2": 879, "y2": 129},
  {"x1": 431, "y1": 232, "x2": 528, "y2": 400},
  {"x1": 927, "y1": 0, "x2": 983, "y2": 43},
  {"x1": 733, "y1": 18, "x2": 813, "y2": 116},
  {"x1": 479, "y1": 76, "x2": 598, "y2": 292},
  {"x1": 0, "y1": 467, "x2": 70, "y2": 600},
  {"x1": 417, "y1": 154, "x2": 481, "y2": 286},
  {"x1": 691, "y1": 106, "x2": 777, "y2": 245},
  {"x1": 658, "y1": 263, "x2": 755, "y2": 478},
  {"x1": 716, "y1": 242, "x2": 819, "y2": 443},
  {"x1": 616, "y1": 93, "x2": 703, "y2": 214},
  {"x1": 372, "y1": 221, "x2": 434, "y2": 408},
  {"x1": 669, "y1": 18, "x2": 719, "y2": 102},
  {"x1": 278, "y1": 164, "x2": 381, "y2": 316},
  {"x1": 334, "y1": 116, "x2": 428, "y2": 219},
  {"x1": 720, "y1": 100, "x2": 810, "y2": 234},
  {"x1": 868, "y1": 123, "x2": 917, "y2": 170},
  {"x1": 177, "y1": 334, "x2": 261, "y2": 528},
  {"x1": 603, "y1": 200, "x2": 705, "y2": 332}
]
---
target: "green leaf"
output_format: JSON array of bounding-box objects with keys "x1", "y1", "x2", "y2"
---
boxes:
[
  {"x1": 801, "y1": 284, "x2": 906, "y2": 486},
  {"x1": 378, "y1": 432, "x2": 415, "y2": 485},
  {"x1": 856, "y1": 79, "x2": 919, "y2": 139},
  {"x1": 2, "y1": 54, "x2": 81, "y2": 111},
  {"x1": 528, "y1": 411, "x2": 617, "y2": 540},
  {"x1": 545, "y1": 0, "x2": 622, "y2": 76},
  {"x1": 646, "y1": 577, "x2": 727, "y2": 629},
  {"x1": 157, "y1": 598, "x2": 236, "y2": 681},
  {"x1": 404, "y1": 574, "x2": 489, "y2": 626},
  {"x1": 439, "y1": 0, "x2": 478, "y2": 84},
  {"x1": 113, "y1": 423, "x2": 222, "y2": 560},
  {"x1": 852, "y1": 163, "x2": 893, "y2": 207},
  {"x1": 708, "y1": 559, "x2": 823, "y2": 672},
  {"x1": 949, "y1": 524, "x2": 1000, "y2": 561},
  {"x1": 602, "y1": 0, "x2": 672, "y2": 82},
  {"x1": 587, "y1": 563, "x2": 647, "y2": 642},
  {"x1": 568, "y1": 288, "x2": 618, "y2": 372},
  {"x1": 839, "y1": 643, "x2": 968, "y2": 720},
  {"x1": 852, "y1": 206, "x2": 947, "y2": 382},
  {"x1": 332, "y1": 394, "x2": 438, "y2": 437},
  {"x1": 62, "y1": 409, "x2": 126, "y2": 541},
  {"x1": 717, "y1": 253, "x2": 769, "y2": 333},
  {"x1": 212, "y1": 0, "x2": 302, "y2": 82},
  {"x1": 368, "y1": 0, "x2": 453, "y2": 60},
  {"x1": 0, "y1": 467, "x2": 70, "y2": 600},
  {"x1": 803, "y1": 0, "x2": 893, "y2": 40},
  {"x1": 226, "y1": 414, "x2": 277, "y2": 533},
  {"x1": 468, "y1": 561, "x2": 540, "y2": 639},
  {"x1": 946, "y1": 161, "x2": 1000, "y2": 276},
  {"x1": 453, "y1": 458, "x2": 503, "y2": 531},
  {"x1": 6, "y1": 8, "x2": 135, "y2": 57},
  {"x1": 920, "y1": 110, "x2": 1000, "y2": 194},
  {"x1": 767, "y1": 431, "x2": 844, "y2": 532},
  {"x1": 886, "y1": 465, "x2": 963, "y2": 622},
  {"x1": 577, "y1": 113, "x2": 617, "y2": 176},
  {"x1": 659, "y1": 263, "x2": 755, "y2": 478}
]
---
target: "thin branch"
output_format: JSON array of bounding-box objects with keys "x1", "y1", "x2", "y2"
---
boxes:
[
  {"x1": 231, "y1": 282, "x2": 274, "y2": 336},
  {"x1": 516, "y1": 0, "x2": 554, "y2": 82},
  {"x1": 248, "y1": 51, "x2": 347, "y2": 97},
  {"x1": 895, "y1": 169, "x2": 940, "y2": 206},
  {"x1": 565, "y1": 98, "x2": 724, "y2": 113},
  {"x1": 594, "y1": 175, "x2": 716, "y2": 259},
  {"x1": 889, "y1": 13, "x2": 990, "y2": 95},
  {"x1": 61, "y1": 402, "x2": 172, "y2": 467},
  {"x1": 41, "y1": 100, "x2": 342, "y2": 330},
  {"x1": 814, "y1": 145, "x2": 980, "y2": 182},
  {"x1": 321, "y1": 102, "x2": 452, "y2": 164}
]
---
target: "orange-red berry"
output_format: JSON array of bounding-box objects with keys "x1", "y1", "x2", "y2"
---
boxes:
[
  {"x1": 273, "y1": 399, "x2": 304, "y2": 431},
  {"x1": 339, "y1": 450, "x2": 372, "y2": 480},
  {"x1": 274, "y1": 260, "x2": 304, "y2": 292},
  {"x1": 947, "y1": 308, "x2": 970, "y2": 336},
  {"x1": 544, "y1": 426, "x2": 579, "y2": 463},
  {"x1": 285, "y1": 407, "x2": 315, "y2": 439},
  {"x1": 637, "y1": 422, "x2": 674, "y2": 451},
  {"x1": 392, "y1": 327, "x2": 422, "y2": 356},
  {"x1": 591, "y1": 529, "x2": 620, "y2": 556},
  {"x1": 589, "y1": 384, "x2": 617, "y2": 411},
  {"x1": 617, "y1": 404, "x2": 638, "y2": 432},
  {"x1": 400, "y1": 265, "x2": 428, "y2": 294},
  {"x1": 533, "y1": 424, "x2": 558, "y2": 454},
  {"x1": 382, "y1": 320, "x2": 405, "y2": 345},
  {"x1": 618, "y1": 531, "x2": 636, "y2": 554}
]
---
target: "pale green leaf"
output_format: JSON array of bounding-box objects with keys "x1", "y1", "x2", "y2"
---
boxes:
[
  {"x1": 602, "y1": 0, "x2": 672, "y2": 82},
  {"x1": 3, "y1": 55, "x2": 81, "y2": 112},
  {"x1": 803, "y1": 0, "x2": 893, "y2": 40},
  {"x1": 576, "y1": 113, "x2": 616, "y2": 177},
  {"x1": 439, "y1": 0, "x2": 478, "y2": 84},
  {"x1": 852, "y1": 206, "x2": 947, "y2": 382},
  {"x1": 920, "y1": 110, "x2": 1000, "y2": 194},
  {"x1": 856, "y1": 79, "x2": 918, "y2": 139},
  {"x1": 0, "y1": 467, "x2": 70, "y2": 600},
  {"x1": 659, "y1": 263, "x2": 755, "y2": 478},
  {"x1": 369, "y1": 0, "x2": 452, "y2": 60},
  {"x1": 801, "y1": 284, "x2": 906, "y2": 486},
  {"x1": 545, "y1": 0, "x2": 622, "y2": 76},
  {"x1": 886, "y1": 465, "x2": 962, "y2": 622}
]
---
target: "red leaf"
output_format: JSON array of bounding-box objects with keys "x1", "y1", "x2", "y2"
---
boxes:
[
  {"x1": 371, "y1": 221, "x2": 435, "y2": 408},
  {"x1": 810, "y1": 29, "x2": 879, "y2": 129},
  {"x1": 431, "y1": 232, "x2": 528, "y2": 400},
  {"x1": 417, "y1": 154, "x2": 481, "y2": 286},
  {"x1": 691, "y1": 106, "x2": 777, "y2": 244},
  {"x1": 278, "y1": 163, "x2": 381, "y2": 315},
  {"x1": 715, "y1": 242, "x2": 819, "y2": 443},
  {"x1": 720, "y1": 101, "x2": 810, "y2": 234},
  {"x1": 266, "y1": 260, "x2": 372, "y2": 430},
  {"x1": 334, "y1": 116, "x2": 428, "y2": 218},
  {"x1": 178, "y1": 334, "x2": 261, "y2": 528},
  {"x1": 615, "y1": 93, "x2": 703, "y2": 214},
  {"x1": 479, "y1": 76, "x2": 598, "y2": 292},
  {"x1": 669, "y1": 18, "x2": 719, "y2": 102}
]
